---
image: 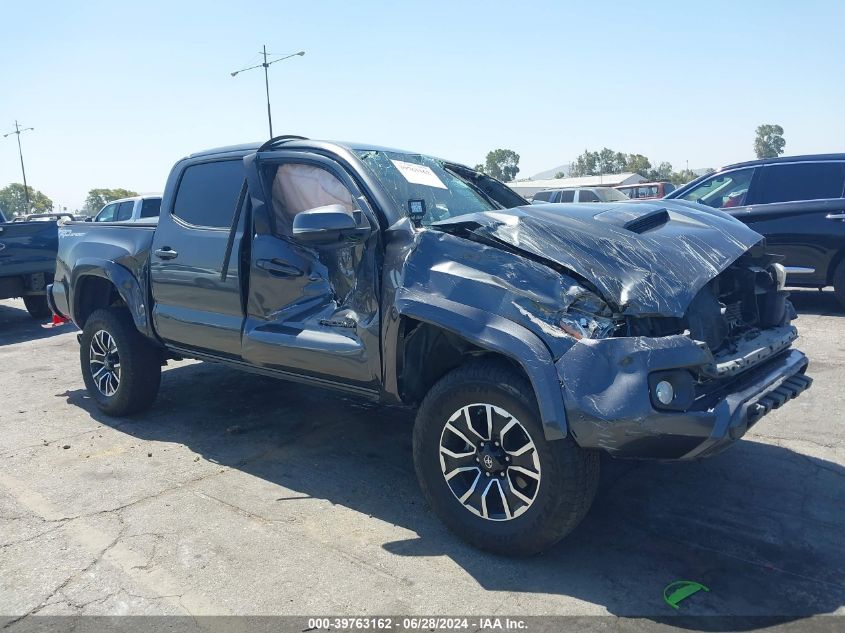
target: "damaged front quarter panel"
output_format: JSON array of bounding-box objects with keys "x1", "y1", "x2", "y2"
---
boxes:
[{"x1": 384, "y1": 200, "x2": 811, "y2": 459}]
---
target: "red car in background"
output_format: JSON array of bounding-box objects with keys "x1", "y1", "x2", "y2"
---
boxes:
[{"x1": 615, "y1": 181, "x2": 676, "y2": 199}]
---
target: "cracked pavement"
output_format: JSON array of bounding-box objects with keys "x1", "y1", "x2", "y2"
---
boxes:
[{"x1": 1, "y1": 291, "x2": 844, "y2": 625}]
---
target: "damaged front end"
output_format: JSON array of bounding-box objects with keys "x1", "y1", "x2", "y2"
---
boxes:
[
  {"x1": 558, "y1": 247, "x2": 811, "y2": 460},
  {"x1": 424, "y1": 201, "x2": 811, "y2": 460}
]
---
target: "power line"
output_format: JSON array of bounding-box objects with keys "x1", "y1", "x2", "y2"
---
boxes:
[{"x1": 2, "y1": 121, "x2": 35, "y2": 211}]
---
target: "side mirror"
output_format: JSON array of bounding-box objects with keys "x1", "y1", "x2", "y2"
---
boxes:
[{"x1": 292, "y1": 204, "x2": 371, "y2": 247}]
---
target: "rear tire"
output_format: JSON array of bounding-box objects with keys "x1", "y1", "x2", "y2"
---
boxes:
[
  {"x1": 80, "y1": 308, "x2": 161, "y2": 416},
  {"x1": 23, "y1": 295, "x2": 51, "y2": 319},
  {"x1": 413, "y1": 358, "x2": 599, "y2": 556},
  {"x1": 833, "y1": 259, "x2": 845, "y2": 308}
]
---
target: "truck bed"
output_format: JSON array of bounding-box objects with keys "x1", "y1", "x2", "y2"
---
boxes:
[
  {"x1": 0, "y1": 220, "x2": 59, "y2": 279},
  {"x1": 52, "y1": 221, "x2": 157, "y2": 322}
]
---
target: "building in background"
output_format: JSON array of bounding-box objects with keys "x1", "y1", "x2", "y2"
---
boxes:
[{"x1": 507, "y1": 172, "x2": 646, "y2": 199}]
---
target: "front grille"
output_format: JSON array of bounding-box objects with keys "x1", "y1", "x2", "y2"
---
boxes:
[{"x1": 723, "y1": 301, "x2": 743, "y2": 327}]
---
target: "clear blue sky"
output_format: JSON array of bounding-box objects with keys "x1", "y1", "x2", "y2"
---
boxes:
[{"x1": 2, "y1": 0, "x2": 844, "y2": 210}]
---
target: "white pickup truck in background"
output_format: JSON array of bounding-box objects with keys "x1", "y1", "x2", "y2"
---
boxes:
[{"x1": 92, "y1": 195, "x2": 162, "y2": 223}]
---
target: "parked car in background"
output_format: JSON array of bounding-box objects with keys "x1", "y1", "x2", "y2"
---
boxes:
[
  {"x1": 616, "y1": 181, "x2": 675, "y2": 200},
  {"x1": 666, "y1": 154, "x2": 845, "y2": 305},
  {"x1": 92, "y1": 195, "x2": 162, "y2": 223},
  {"x1": 12, "y1": 212, "x2": 75, "y2": 223},
  {"x1": 531, "y1": 186, "x2": 629, "y2": 203},
  {"x1": 0, "y1": 207, "x2": 59, "y2": 318},
  {"x1": 50, "y1": 136, "x2": 810, "y2": 555}
]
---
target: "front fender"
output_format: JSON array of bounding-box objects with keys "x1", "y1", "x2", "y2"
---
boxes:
[
  {"x1": 70, "y1": 258, "x2": 150, "y2": 335},
  {"x1": 393, "y1": 289, "x2": 567, "y2": 440}
]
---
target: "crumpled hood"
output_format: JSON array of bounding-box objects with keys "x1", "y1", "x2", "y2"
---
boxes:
[{"x1": 430, "y1": 200, "x2": 764, "y2": 317}]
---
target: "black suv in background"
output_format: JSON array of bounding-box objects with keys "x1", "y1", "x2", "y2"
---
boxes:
[{"x1": 667, "y1": 154, "x2": 845, "y2": 305}]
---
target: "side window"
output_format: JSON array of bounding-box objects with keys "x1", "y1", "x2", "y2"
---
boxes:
[
  {"x1": 679, "y1": 168, "x2": 755, "y2": 209},
  {"x1": 559, "y1": 190, "x2": 575, "y2": 202},
  {"x1": 116, "y1": 201, "x2": 134, "y2": 221},
  {"x1": 269, "y1": 163, "x2": 356, "y2": 235},
  {"x1": 96, "y1": 204, "x2": 117, "y2": 222},
  {"x1": 533, "y1": 191, "x2": 552, "y2": 202},
  {"x1": 173, "y1": 160, "x2": 244, "y2": 228},
  {"x1": 140, "y1": 198, "x2": 161, "y2": 218},
  {"x1": 755, "y1": 162, "x2": 845, "y2": 204},
  {"x1": 579, "y1": 190, "x2": 600, "y2": 202},
  {"x1": 663, "y1": 183, "x2": 676, "y2": 195}
]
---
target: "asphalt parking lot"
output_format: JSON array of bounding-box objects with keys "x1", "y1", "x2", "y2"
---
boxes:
[{"x1": 1, "y1": 291, "x2": 843, "y2": 625}]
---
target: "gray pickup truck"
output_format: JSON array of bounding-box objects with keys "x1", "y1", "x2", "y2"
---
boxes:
[
  {"x1": 0, "y1": 208, "x2": 60, "y2": 318},
  {"x1": 49, "y1": 136, "x2": 812, "y2": 555}
]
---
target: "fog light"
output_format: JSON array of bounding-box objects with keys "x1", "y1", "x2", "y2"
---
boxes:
[{"x1": 655, "y1": 380, "x2": 674, "y2": 405}]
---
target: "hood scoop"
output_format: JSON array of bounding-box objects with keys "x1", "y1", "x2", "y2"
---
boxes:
[
  {"x1": 624, "y1": 209, "x2": 669, "y2": 233},
  {"x1": 594, "y1": 206, "x2": 670, "y2": 234}
]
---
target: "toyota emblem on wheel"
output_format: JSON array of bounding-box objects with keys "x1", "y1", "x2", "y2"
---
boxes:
[{"x1": 483, "y1": 454, "x2": 494, "y2": 470}]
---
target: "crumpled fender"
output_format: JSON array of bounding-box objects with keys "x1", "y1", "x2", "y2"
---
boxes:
[
  {"x1": 70, "y1": 258, "x2": 150, "y2": 335},
  {"x1": 394, "y1": 288, "x2": 567, "y2": 440},
  {"x1": 557, "y1": 334, "x2": 712, "y2": 449}
]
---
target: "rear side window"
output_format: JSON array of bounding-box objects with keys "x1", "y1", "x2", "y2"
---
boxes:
[
  {"x1": 533, "y1": 191, "x2": 554, "y2": 202},
  {"x1": 663, "y1": 183, "x2": 676, "y2": 195},
  {"x1": 141, "y1": 198, "x2": 161, "y2": 218},
  {"x1": 559, "y1": 190, "x2": 575, "y2": 202},
  {"x1": 579, "y1": 190, "x2": 600, "y2": 202},
  {"x1": 116, "y1": 201, "x2": 134, "y2": 221},
  {"x1": 755, "y1": 162, "x2": 845, "y2": 204},
  {"x1": 173, "y1": 160, "x2": 244, "y2": 228}
]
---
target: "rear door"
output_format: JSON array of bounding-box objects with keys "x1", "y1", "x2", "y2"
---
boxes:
[
  {"x1": 741, "y1": 161, "x2": 845, "y2": 285},
  {"x1": 149, "y1": 158, "x2": 247, "y2": 357}
]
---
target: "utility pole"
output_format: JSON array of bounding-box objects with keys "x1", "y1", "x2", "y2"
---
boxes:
[
  {"x1": 262, "y1": 45, "x2": 273, "y2": 138},
  {"x1": 231, "y1": 47, "x2": 305, "y2": 139},
  {"x1": 3, "y1": 121, "x2": 34, "y2": 212}
]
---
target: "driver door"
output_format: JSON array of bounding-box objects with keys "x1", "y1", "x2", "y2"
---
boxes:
[{"x1": 241, "y1": 152, "x2": 381, "y2": 394}]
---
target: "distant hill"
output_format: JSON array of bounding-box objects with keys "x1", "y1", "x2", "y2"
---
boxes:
[
  {"x1": 531, "y1": 163, "x2": 571, "y2": 180},
  {"x1": 528, "y1": 163, "x2": 713, "y2": 181}
]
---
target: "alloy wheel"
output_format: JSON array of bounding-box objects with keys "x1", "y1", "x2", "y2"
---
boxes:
[
  {"x1": 89, "y1": 329, "x2": 121, "y2": 396},
  {"x1": 439, "y1": 403, "x2": 541, "y2": 521}
]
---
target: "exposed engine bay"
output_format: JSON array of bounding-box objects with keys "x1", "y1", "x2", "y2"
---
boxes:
[{"x1": 626, "y1": 245, "x2": 796, "y2": 377}]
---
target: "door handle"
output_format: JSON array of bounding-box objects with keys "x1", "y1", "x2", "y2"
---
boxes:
[
  {"x1": 825, "y1": 213, "x2": 845, "y2": 220},
  {"x1": 154, "y1": 247, "x2": 178, "y2": 260},
  {"x1": 256, "y1": 258, "x2": 303, "y2": 278}
]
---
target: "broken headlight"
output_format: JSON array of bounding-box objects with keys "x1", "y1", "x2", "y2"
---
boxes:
[{"x1": 559, "y1": 291, "x2": 619, "y2": 340}]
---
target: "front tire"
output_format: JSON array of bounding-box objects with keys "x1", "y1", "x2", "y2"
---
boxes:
[
  {"x1": 80, "y1": 308, "x2": 161, "y2": 416},
  {"x1": 413, "y1": 359, "x2": 599, "y2": 556},
  {"x1": 23, "y1": 295, "x2": 51, "y2": 319}
]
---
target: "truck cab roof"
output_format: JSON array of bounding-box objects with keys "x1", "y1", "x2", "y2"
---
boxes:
[{"x1": 186, "y1": 137, "x2": 419, "y2": 160}]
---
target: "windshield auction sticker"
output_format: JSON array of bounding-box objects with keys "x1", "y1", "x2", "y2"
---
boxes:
[{"x1": 391, "y1": 159, "x2": 447, "y2": 189}]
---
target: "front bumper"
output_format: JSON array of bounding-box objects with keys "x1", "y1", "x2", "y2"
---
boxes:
[{"x1": 557, "y1": 334, "x2": 811, "y2": 460}]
